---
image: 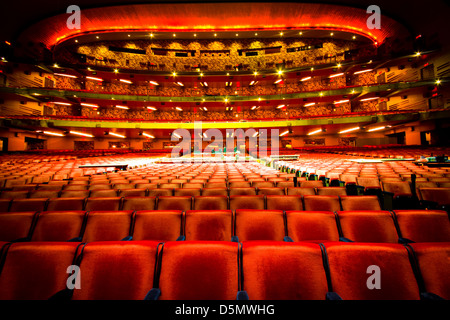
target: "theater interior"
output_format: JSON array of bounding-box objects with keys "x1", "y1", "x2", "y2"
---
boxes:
[{"x1": 0, "y1": 0, "x2": 449, "y2": 306}]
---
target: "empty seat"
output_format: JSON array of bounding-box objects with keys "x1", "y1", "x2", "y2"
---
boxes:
[
  {"x1": 266, "y1": 195, "x2": 303, "y2": 211},
  {"x1": 112, "y1": 183, "x2": 135, "y2": 190},
  {"x1": 256, "y1": 187, "x2": 285, "y2": 196},
  {"x1": 159, "y1": 183, "x2": 181, "y2": 189},
  {"x1": 46, "y1": 198, "x2": 86, "y2": 211},
  {"x1": 28, "y1": 190, "x2": 60, "y2": 199},
  {"x1": 88, "y1": 184, "x2": 111, "y2": 191},
  {"x1": 201, "y1": 188, "x2": 228, "y2": 196},
  {"x1": 135, "y1": 183, "x2": 158, "y2": 189},
  {"x1": 0, "y1": 199, "x2": 11, "y2": 212},
  {"x1": 0, "y1": 212, "x2": 37, "y2": 241},
  {"x1": 230, "y1": 195, "x2": 265, "y2": 211},
  {"x1": 121, "y1": 197, "x2": 156, "y2": 211},
  {"x1": 0, "y1": 191, "x2": 29, "y2": 199},
  {"x1": 252, "y1": 181, "x2": 274, "y2": 188},
  {"x1": 0, "y1": 242, "x2": 80, "y2": 300},
  {"x1": 300, "y1": 181, "x2": 324, "y2": 188},
  {"x1": 323, "y1": 243, "x2": 422, "y2": 300},
  {"x1": 157, "y1": 196, "x2": 192, "y2": 211},
  {"x1": 340, "y1": 195, "x2": 381, "y2": 211},
  {"x1": 174, "y1": 188, "x2": 201, "y2": 197},
  {"x1": 71, "y1": 241, "x2": 160, "y2": 300},
  {"x1": 204, "y1": 183, "x2": 227, "y2": 189},
  {"x1": 63, "y1": 185, "x2": 88, "y2": 191},
  {"x1": 229, "y1": 181, "x2": 251, "y2": 188},
  {"x1": 303, "y1": 196, "x2": 341, "y2": 212},
  {"x1": 229, "y1": 187, "x2": 257, "y2": 196},
  {"x1": 286, "y1": 187, "x2": 316, "y2": 196},
  {"x1": 277, "y1": 181, "x2": 295, "y2": 188},
  {"x1": 132, "y1": 210, "x2": 183, "y2": 241},
  {"x1": 393, "y1": 210, "x2": 450, "y2": 242},
  {"x1": 182, "y1": 183, "x2": 204, "y2": 189},
  {"x1": 193, "y1": 196, "x2": 228, "y2": 210},
  {"x1": 242, "y1": 242, "x2": 328, "y2": 300},
  {"x1": 148, "y1": 188, "x2": 173, "y2": 197},
  {"x1": 155, "y1": 241, "x2": 240, "y2": 300},
  {"x1": 60, "y1": 190, "x2": 90, "y2": 198},
  {"x1": 285, "y1": 211, "x2": 340, "y2": 242},
  {"x1": 9, "y1": 198, "x2": 48, "y2": 212},
  {"x1": 317, "y1": 187, "x2": 347, "y2": 196},
  {"x1": 117, "y1": 189, "x2": 147, "y2": 197},
  {"x1": 337, "y1": 211, "x2": 399, "y2": 243},
  {"x1": 234, "y1": 210, "x2": 285, "y2": 241},
  {"x1": 82, "y1": 211, "x2": 134, "y2": 242},
  {"x1": 382, "y1": 182, "x2": 412, "y2": 197},
  {"x1": 31, "y1": 211, "x2": 86, "y2": 242},
  {"x1": 85, "y1": 197, "x2": 121, "y2": 211},
  {"x1": 409, "y1": 243, "x2": 450, "y2": 299},
  {"x1": 89, "y1": 189, "x2": 118, "y2": 198},
  {"x1": 418, "y1": 188, "x2": 450, "y2": 207},
  {"x1": 185, "y1": 210, "x2": 233, "y2": 241}
]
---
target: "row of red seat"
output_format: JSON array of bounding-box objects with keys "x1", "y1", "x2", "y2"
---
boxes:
[
  {"x1": 1, "y1": 209, "x2": 449, "y2": 244},
  {"x1": 0, "y1": 240, "x2": 448, "y2": 300},
  {"x1": 0, "y1": 195, "x2": 385, "y2": 212}
]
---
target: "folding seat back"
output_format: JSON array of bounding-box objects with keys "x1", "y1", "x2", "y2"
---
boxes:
[
  {"x1": 242, "y1": 242, "x2": 328, "y2": 300},
  {"x1": 182, "y1": 183, "x2": 204, "y2": 189},
  {"x1": 9, "y1": 198, "x2": 48, "y2": 213},
  {"x1": 393, "y1": 210, "x2": 450, "y2": 242},
  {"x1": 277, "y1": 181, "x2": 295, "y2": 188},
  {"x1": 382, "y1": 182, "x2": 412, "y2": 196},
  {"x1": 0, "y1": 212, "x2": 37, "y2": 242},
  {"x1": 89, "y1": 189, "x2": 118, "y2": 198},
  {"x1": 229, "y1": 181, "x2": 251, "y2": 188},
  {"x1": 132, "y1": 210, "x2": 183, "y2": 241},
  {"x1": 118, "y1": 189, "x2": 147, "y2": 197},
  {"x1": 300, "y1": 181, "x2": 324, "y2": 188},
  {"x1": 185, "y1": 210, "x2": 233, "y2": 241},
  {"x1": 193, "y1": 196, "x2": 228, "y2": 210},
  {"x1": 230, "y1": 195, "x2": 265, "y2": 211},
  {"x1": 229, "y1": 187, "x2": 257, "y2": 196},
  {"x1": 418, "y1": 188, "x2": 450, "y2": 206},
  {"x1": 29, "y1": 190, "x2": 60, "y2": 199},
  {"x1": 286, "y1": 187, "x2": 316, "y2": 196},
  {"x1": 323, "y1": 243, "x2": 421, "y2": 300},
  {"x1": 252, "y1": 181, "x2": 274, "y2": 188},
  {"x1": 88, "y1": 184, "x2": 112, "y2": 191},
  {"x1": 204, "y1": 183, "x2": 227, "y2": 189},
  {"x1": 157, "y1": 196, "x2": 192, "y2": 211},
  {"x1": 63, "y1": 185, "x2": 88, "y2": 191},
  {"x1": 285, "y1": 211, "x2": 340, "y2": 242},
  {"x1": 409, "y1": 243, "x2": 450, "y2": 299},
  {"x1": 266, "y1": 195, "x2": 303, "y2": 211},
  {"x1": 60, "y1": 190, "x2": 90, "y2": 198},
  {"x1": 85, "y1": 197, "x2": 121, "y2": 211},
  {"x1": 0, "y1": 191, "x2": 29, "y2": 199},
  {"x1": 234, "y1": 210, "x2": 285, "y2": 241},
  {"x1": 0, "y1": 242, "x2": 80, "y2": 300},
  {"x1": 159, "y1": 183, "x2": 181, "y2": 189},
  {"x1": 317, "y1": 187, "x2": 347, "y2": 196},
  {"x1": 0, "y1": 199, "x2": 11, "y2": 212},
  {"x1": 340, "y1": 195, "x2": 381, "y2": 211},
  {"x1": 256, "y1": 187, "x2": 285, "y2": 196},
  {"x1": 12, "y1": 185, "x2": 36, "y2": 192},
  {"x1": 112, "y1": 183, "x2": 135, "y2": 190},
  {"x1": 46, "y1": 198, "x2": 86, "y2": 211},
  {"x1": 201, "y1": 188, "x2": 228, "y2": 196},
  {"x1": 148, "y1": 188, "x2": 173, "y2": 197},
  {"x1": 337, "y1": 211, "x2": 399, "y2": 243},
  {"x1": 303, "y1": 196, "x2": 341, "y2": 212},
  {"x1": 121, "y1": 197, "x2": 156, "y2": 211},
  {"x1": 155, "y1": 242, "x2": 240, "y2": 300},
  {"x1": 356, "y1": 177, "x2": 381, "y2": 188},
  {"x1": 174, "y1": 188, "x2": 201, "y2": 197},
  {"x1": 31, "y1": 211, "x2": 86, "y2": 242},
  {"x1": 135, "y1": 183, "x2": 158, "y2": 189},
  {"x1": 71, "y1": 241, "x2": 160, "y2": 300},
  {"x1": 81, "y1": 211, "x2": 134, "y2": 242}
]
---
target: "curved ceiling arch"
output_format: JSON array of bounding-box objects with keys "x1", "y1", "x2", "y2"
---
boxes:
[{"x1": 17, "y1": 2, "x2": 410, "y2": 49}]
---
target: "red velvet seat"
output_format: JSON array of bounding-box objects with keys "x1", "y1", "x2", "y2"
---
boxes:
[
  {"x1": 252, "y1": 181, "x2": 274, "y2": 188},
  {"x1": 337, "y1": 211, "x2": 399, "y2": 243},
  {"x1": 9, "y1": 198, "x2": 48, "y2": 212},
  {"x1": 201, "y1": 188, "x2": 228, "y2": 196},
  {"x1": 71, "y1": 241, "x2": 160, "y2": 300},
  {"x1": 147, "y1": 188, "x2": 173, "y2": 197},
  {"x1": 393, "y1": 210, "x2": 450, "y2": 242},
  {"x1": 0, "y1": 199, "x2": 11, "y2": 212},
  {"x1": 174, "y1": 188, "x2": 202, "y2": 197},
  {"x1": 256, "y1": 187, "x2": 285, "y2": 196},
  {"x1": 299, "y1": 181, "x2": 323, "y2": 188},
  {"x1": 323, "y1": 242, "x2": 421, "y2": 300},
  {"x1": 193, "y1": 196, "x2": 228, "y2": 210},
  {"x1": 46, "y1": 198, "x2": 86, "y2": 211},
  {"x1": 117, "y1": 188, "x2": 147, "y2": 197},
  {"x1": 60, "y1": 190, "x2": 90, "y2": 198},
  {"x1": 340, "y1": 195, "x2": 381, "y2": 211},
  {"x1": 157, "y1": 196, "x2": 192, "y2": 211},
  {"x1": 28, "y1": 190, "x2": 60, "y2": 199},
  {"x1": 132, "y1": 210, "x2": 183, "y2": 241},
  {"x1": 229, "y1": 187, "x2": 257, "y2": 196},
  {"x1": 0, "y1": 191, "x2": 29, "y2": 199},
  {"x1": 285, "y1": 211, "x2": 340, "y2": 242},
  {"x1": 266, "y1": 195, "x2": 303, "y2": 211},
  {"x1": 317, "y1": 187, "x2": 347, "y2": 196},
  {"x1": 82, "y1": 211, "x2": 134, "y2": 242},
  {"x1": 85, "y1": 197, "x2": 122, "y2": 211},
  {"x1": 121, "y1": 196, "x2": 156, "y2": 211},
  {"x1": 89, "y1": 189, "x2": 118, "y2": 198},
  {"x1": 242, "y1": 242, "x2": 328, "y2": 300},
  {"x1": 31, "y1": 211, "x2": 86, "y2": 242},
  {"x1": 156, "y1": 241, "x2": 240, "y2": 300},
  {"x1": 230, "y1": 195, "x2": 265, "y2": 210},
  {"x1": 409, "y1": 242, "x2": 450, "y2": 299},
  {"x1": 0, "y1": 242, "x2": 80, "y2": 300},
  {"x1": 0, "y1": 212, "x2": 37, "y2": 241},
  {"x1": 303, "y1": 195, "x2": 341, "y2": 212},
  {"x1": 234, "y1": 210, "x2": 285, "y2": 241},
  {"x1": 185, "y1": 210, "x2": 233, "y2": 241},
  {"x1": 286, "y1": 187, "x2": 316, "y2": 196}
]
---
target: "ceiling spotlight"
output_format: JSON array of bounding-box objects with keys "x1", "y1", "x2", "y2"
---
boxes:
[
  {"x1": 301, "y1": 76, "x2": 312, "y2": 82},
  {"x1": 119, "y1": 79, "x2": 132, "y2": 84},
  {"x1": 307, "y1": 129, "x2": 323, "y2": 136},
  {"x1": 279, "y1": 130, "x2": 289, "y2": 137},
  {"x1": 436, "y1": 79, "x2": 442, "y2": 85},
  {"x1": 70, "y1": 131, "x2": 93, "y2": 138},
  {"x1": 172, "y1": 72, "x2": 177, "y2": 77},
  {"x1": 41, "y1": 131, "x2": 65, "y2": 137},
  {"x1": 367, "y1": 126, "x2": 387, "y2": 132},
  {"x1": 277, "y1": 70, "x2": 283, "y2": 75},
  {"x1": 108, "y1": 132, "x2": 125, "y2": 138},
  {"x1": 86, "y1": 76, "x2": 103, "y2": 82},
  {"x1": 175, "y1": 107, "x2": 183, "y2": 111},
  {"x1": 147, "y1": 106, "x2": 157, "y2": 111},
  {"x1": 339, "y1": 127, "x2": 360, "y2": 134},
  {"x1": 149, "y1": 81, "x2": 159, "y2": 86},
  {"x1": 142, "y1": 133, "x2": 155, "y2": 138},
  {"x1": 115, "y1": 105, "x2": 129, "y2": 110}
]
